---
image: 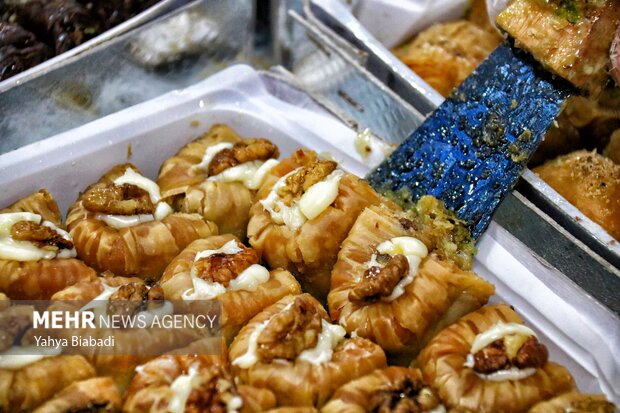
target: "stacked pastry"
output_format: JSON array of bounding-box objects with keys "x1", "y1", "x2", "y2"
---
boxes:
[{"x1": 0, "y1": 124, "x2": 615, "y2": 412}]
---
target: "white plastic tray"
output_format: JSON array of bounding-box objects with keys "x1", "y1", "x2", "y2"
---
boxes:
[{"x1": 0, "y1": 65, "x2": 617, "y2": 403}]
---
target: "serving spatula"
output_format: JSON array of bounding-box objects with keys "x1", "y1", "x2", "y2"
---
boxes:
[{"x1": 367, "y1": 0, "x2": 618, "y2": 239}]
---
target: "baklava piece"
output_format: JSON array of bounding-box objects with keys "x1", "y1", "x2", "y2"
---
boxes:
[
  {"x1": 248, "y1": 149, "x2": 381, "y2": 300},
  {"x1": 51, "y1": 275, "x2": 202, "y2": 392},
  {"x1": 66, "y1": 163, "x2": 217, "y2": 279},
  {"x1": 158, "y1": 124, "x2": 280, "y2": 239},
  {"x1": 0, "y1": 189, "x2": 96, "y2": 299},
  {"x1": 393, "y1": 20, "x2": 500, "y2": 97},
  {"x1": 418, "y1": 305, "x2": 575, "y2": 412},
  {"x1": 123, "y1": 354, "x2": 276, "y2": 413},
  {"x1": 322, "y1": 366, "x2": 445, "y2": 413},
  {"x1": 534, "y1": 151, "x2": 620, "y2": 240},
  {"x1": 229, "y1": 294, "x2": 387, "y2": 408},
  {"x1": 328, "y1": 204, "x2": 494, "y2": 362},
  {"x1": 161, "y1": 235, "x2": 301, "y2": 343}
]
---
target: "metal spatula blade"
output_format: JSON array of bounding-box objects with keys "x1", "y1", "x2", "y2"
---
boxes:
[{"x1": 366, "y1": 43, "x2": 572, "y2": 238}]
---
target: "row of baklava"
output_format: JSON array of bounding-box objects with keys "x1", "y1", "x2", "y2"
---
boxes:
[{"x1": 0, "y1": 124, "x2": 615, "y2": 412}]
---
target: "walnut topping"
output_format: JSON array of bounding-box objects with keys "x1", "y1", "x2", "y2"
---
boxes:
[
  {"x1": 184, "y1": 365, "x2": 240, "y2": 413},
  {"x1": 193, "y1": 244, "x2": 259, "y2": 286},
  {"x1": 513, "y1": 336, "x2": 548, "y2": 369},
  {"x1": 370, "y1": 377, "x2": 441, "y2": 413},
  {"x1": 82, "y1": 183, "x2": 154, "y2": 215},
  {"x1": 473, "y1": 339, "x2": 509, "y2": 374},
  {"x1": 208, "y1": 139, "x2": 279, "y2": 177},
  {"x1": 473, "y1": 336, "x2": 548, "y2": 374},
  {"x1": 276, "y1": 160, "x2": 337, "y2": 205},
  {"x1": 107, "y1": 282, "x2": 164, "y2": 318},
  {"x1": 349, "y1": 254, "x2": 409, "y2": 303},
  {"x1": 256, "y1": 296, "x2": 323, "y2": 362},
  {"x1": 10, "y1": 221, "x2": 73, "y2": 250}
]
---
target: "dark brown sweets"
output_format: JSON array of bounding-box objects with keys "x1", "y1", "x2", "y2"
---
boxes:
[{"x1": 0, "y1": 21, "x2": 49, "y2": 80}]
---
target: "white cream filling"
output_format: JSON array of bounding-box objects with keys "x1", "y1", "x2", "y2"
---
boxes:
[
  {"x1": 225, "y1": 394, "x2": 243, "y2": 413},
  {"x1": 231, "y1": 318, "x2": 270, "y2": 369},
  {"x1": 193, "y1": 142, "x2": 234, "y2": 172},
  {"x1": 193, "y1": 141, "x2": 278, "y2": 190},
  {"x1": 210, "y1": 159, "x2": 279, "y2": 190},
  {"x1": 182, "y1": 241, "x2": 269, "y2": 301},
  {"x1": 232, "y1": 302, "x2": 294, "y2": 369},
  {"x1": 80, "y1": 282, "x2": 121, "y2": 322},
  {"x1": 113, "y1": 168, "x2": 161, "y2": 204},
  {"x1": 464, "y1": 323, "x2": 539, "y2": 382},
  {"x1": 359, "y1": 236, "x2": 428, "y2": 301},
  {"x1": 297, "y1": 319, "x2": 346, "y2": 365},
  {"x1": 228, "y1": 264, "x2": 270, "y2": 292},
  {"x1": 80, "y1": 282, "x2": 120, "y2": 310},
  {"x1": 0, "y1": 345, "x2": 62, "y2": 370},
  {"x1": 464, "y1": 353, "x2": 537, "y2": 381},
  {"x1": 232, "y1": 309, "x2": 347, "y2": 368},
  {"x1": 193, "y1": 239, "x2": 243, "y2": 262},
  {"x1": 95, "y1": 167, "x2": 174, "y2": 229},
  {"x1": 470, "y1": 322, "x2": 537, "y2": 354},
  {"x1": 260, "y1": 168, "x2": 344, "y2": 229},
  {"x1": 0, "y1": 212, "x2": 77, "y2": 261},
  {"x1": 168, "y1": 364, "x2": 201, "y2": 413}
]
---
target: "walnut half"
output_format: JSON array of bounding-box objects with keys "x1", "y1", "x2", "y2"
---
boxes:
[
  {"x1": 193, "y1": 243, "x2": 259, "y2": 286},
  {"x1": 473, "y1": 336, "x2": 548, "y2": 374},
  {"x1": 82, "y1": 183, "x2": 154, "y2": 215},
  {"x1": 106, "y1": 282, "x2": 164, "y2": 318},
  {"x1": 256, "y1": 295, "x2": 323, "y2": 362},
  {"x1": 277, "y1": 160, "x2": 337, "y2": 205},
  {"x1": 11, "y1": 220, "x2": 73, "y2": 250},
  {"x1": 208, "y1": 139, "x2": 279, "y2": 177},
  {"x1": 349, "y1": 254, "x2": 409, "y2": 303}
]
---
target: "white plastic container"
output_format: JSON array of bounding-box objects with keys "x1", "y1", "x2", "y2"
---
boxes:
[{"x1": 0, "y1": 65, "x2": 617, "y2": 403}]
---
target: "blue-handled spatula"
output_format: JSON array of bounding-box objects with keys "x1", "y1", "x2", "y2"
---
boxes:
[{"x1": 366, "y1": 0, "x2": 619, "y2": 239}]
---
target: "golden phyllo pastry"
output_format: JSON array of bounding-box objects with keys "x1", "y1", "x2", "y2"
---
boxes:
[
  {"x1": 229, "y1": 294, "x2": 387, "y2": 408},
  {"x1": 161, "y1": 235, "x2": 301, "y2": 343},
  {"x1": 0, "y1": 189, "x2": 96, "y2": 299},
  {"x1": 528, "y1": 392, "x2": 616, "y2": 412},
  {"x1": 328, "y1": 204, "x2": 494, "y2": 361},
  {"x1": 50, "y1": 275, "x2": 202, "y2": 392},
  {"x1": 248, "y1": 149, "x2": 381, "y2": 300},
  {"x1": 32, "y1": 377, "x2": 122, "y2": 413},
  {"x1": 418, "y1": 304, "x2": 575, "y2": 413},
  {"x1": 0, "y1": 355, "x2": 95, "y2": 412},
  {"x1": 393, "y1": 21, "x2": 500, "y2": 97},
  {"x1": 322, "y1": 366, "x2": 445, "y2": 413},
  {"x1": 534, "y1": 151, "x2": 620, "y2": 240},
  {"x1": 123, "y1": 354, "x2": 277, "y2": 413},
  {"x1": 66, "y1": 164, "x2": 217, "y2": 279},
  {"x1": 158, "y1": 124, "x2": 280, "y2": 239}
]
